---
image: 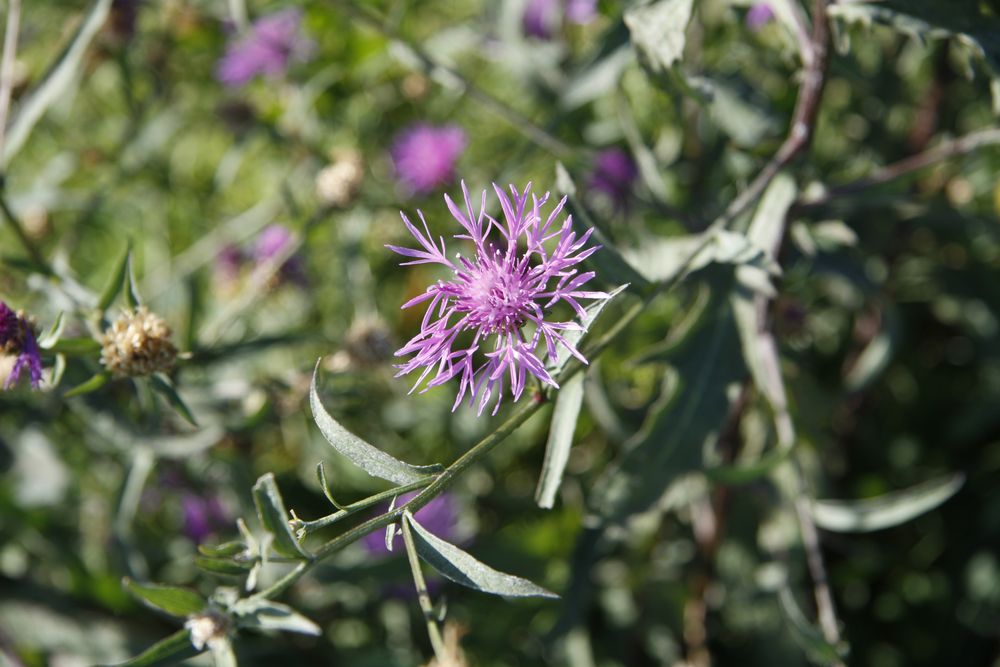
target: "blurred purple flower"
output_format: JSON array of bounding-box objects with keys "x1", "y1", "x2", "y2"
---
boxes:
[
  {"x1": 362, "y1": 492, "x2": 459, "y2": 555},
  {"x1": 181, "y1": 493, "x2": 229, "y2": 544},
  {"x1": 523, "y1": 0, "x2": 597, "y2": 39},
  {"x1": 216, "y1": 8, "x2": 313, "y2": 87},
  {"x1": 588, "y1": 148, "x2": 638, "y2": 210},
  {"x1": 254, "y1": 224, "x2": 306, "y2": 285},
  {"x1": 746, "y1": 3, "x2": 775, "y2": 30},
  {"x1": 215, "y1": 244, "x2": 245, "y2": 282},
  {"x1": 391, "y1": 124, "x2": 467, "y2": 195},
  {"x1": 389, "y1": 182, "x2": 606, "y2": 415},
  {"x1": 0, "y1": 302, "x2": 42, "y2": 390}
]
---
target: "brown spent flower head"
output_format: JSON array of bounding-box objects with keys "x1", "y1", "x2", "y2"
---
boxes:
[
  {"x1": 315, "y1": 148, "x2": 364, "y2": 207},
  {"x1": 100, "y1": 306, "x2": 177, "y2": 377}
]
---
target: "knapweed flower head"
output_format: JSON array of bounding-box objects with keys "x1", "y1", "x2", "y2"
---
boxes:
[
  {"x1": 589, "y1": 148, "x2": 638, "y2": 211},
  {"x1": 0, "y1": 301, "x2": 42, "y2": 390},
  {"x1": 523, "y1": 0, "x2": 597, "y2": 39},
  {"x1": 100, "y1": 306, "x2": 177, "y2": 377},
  {"x1": 746, "y1": 2, "x2": 775, "y2": 30},
  {"x1": 363, "y1": 492, "x2": 459, "y2": 556},
  {"x1": 389, "y1": 182, "x2": 607, "y2": 415},
  {"x1": 391, "y1": 124, "x2": 467, "y2": 195},
  {"x1": 216, "y1": 8, "x2": 313, "y2": 87}
]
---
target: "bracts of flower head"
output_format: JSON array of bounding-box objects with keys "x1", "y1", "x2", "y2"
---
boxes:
[
  {"x1": 100, "y1": 306, "x2": 177, "y2": 377},
  {"x1": 388, "y1": 182, "x2": 608, "y2": 415},
  {"x1": 0, "y1": 301, "x2": 43, "y2": 390}
]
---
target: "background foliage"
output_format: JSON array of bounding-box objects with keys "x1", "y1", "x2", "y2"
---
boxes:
[{"x1": 1, "y1": 0, "x2": 999, "y2": 666}]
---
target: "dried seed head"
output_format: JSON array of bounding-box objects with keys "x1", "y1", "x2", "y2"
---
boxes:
[
  {"x1": 100, "y1": 306, "x2": 177, "y2": 377},
  {"x1": 185, "y1": 611, "x2": 231, "y2": 651},
  {"x1": 315, "y1": 149, "x2": 364, "y2": 207}
]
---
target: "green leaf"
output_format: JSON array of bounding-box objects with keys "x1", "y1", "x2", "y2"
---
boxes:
[
  {"x1": 125, "y1": 253, "x2": 142, "y2": 309},
  {"x1": 403, "y1": 510, "x2": 558, "y2": 599},
  {"x1": 98, "y1": 244, "x2": 131, "y2": 313},
  {"x1": 198, "y1": 541, "x2": 247, "y2": 559},
  {"x1": 811, "y1": 473, "x2": 965, "y2": 533},
  {"x1": 195, "y1": 556, "x2": 252, "y2": 577},
  {"x1": 844, "y1": 307, "x2": 898, "y2": 392},
  {"x1": 208, "y1": 638, "x2": 237, "y2": 667},
  {"x1": 535, "y1": 372, "x2": 586, "y2": 509},
  {"x1": 624, "y1": 0, "x2": 694, "y2": 75},
  {"x1": 124, "y1": 578, "x2": 205, "y2": 618},
  {"x1": 252, "y1": 473, "x2": 312, "y2": 559},
  {"x1": 704, "y1": 444, "x2": 793, "y2": 485},
  {"x1": 561, "y1": 46, "x2": 634, "y2": 110},
  {"x1": 550, "y1": 284, "x2": 629, "y2": 375},
  {"x1": 48, "y1": 337, "x2": 102, "y2": 355},
  {"x1": 104, "y1": 629, "x2": 202, "y2": 667},
  {"x1": 65, "y1": 371, "x2": 110, "y2": 398},
  {"x1": 232, "y1": 598, "x2": 322, "y2": 636},
  {"x1": 685, "y1": 75, "x2": 779, "y2": 148},
  {"x1": 36, "y1": 312, "x2": 66, "y2": 349},
  {"x1": 149, "y1": 373, "x2": 198, "y2": 427},
  {"x1": 310, "y1": 362, "x2": 442, "y2": 485},
  {"x1": 591, "y1": 293, "x2": 746, "y2": 523},
  {"x1": 2, "y1": 0, "x2": 115, "y2": 167},
  {"x1": 747, "y1": 172, "x2": 797, "y2": 258}
]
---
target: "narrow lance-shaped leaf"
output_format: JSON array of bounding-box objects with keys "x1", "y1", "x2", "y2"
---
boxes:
[
  {"x1": 403, "y1": 511, "x2": 558, "y2": 599},
  {"x1": 778, "y1": 585, "x2": 847, "y2": 663},
  {"x1": 98, "y1": 244, "x2": 132, "y2": 313},
  {"x1": 64, "y1": 371, "x2": 110, "y2": 398},
  {"x1": 550, "y1": 283, "x2": 629, "y2": 375},
  {"x1": 104, "y1": 629, "x2": 202, "y2": 667},
  {"x1": 811, "y1": 473, "x2": 965, "y2": 533},
  {"x1": 535, "y1": 372, "x2": 585, "y2": 509},
  {"x1": 149, "y1": 373, "x2": 198, "y2": 427},
  {"x1": 310, "y1": 361, "x2": 442, "y2": 485},
  {"x1": 252, "y1": 473, "x2": 311, "y2": 559},
  {"x1": 124, "y1": 579, "x2": 206, "y2": 618},
  {"x1": 36, "y1": 312, "x2": 66, "y2": 349},
  {"x1": 232, "y1": 598, "x2": 322, "y2": 636}
]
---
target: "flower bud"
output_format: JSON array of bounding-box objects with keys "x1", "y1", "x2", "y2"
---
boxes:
[{"x1": 100, "y1": 306, "x2": 177, "y2": 377}]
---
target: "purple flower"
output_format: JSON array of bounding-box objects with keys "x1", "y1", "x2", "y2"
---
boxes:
[
  {"x1": 363, "y1": 492, "x2": 459, "y2": 556},
  {"x1": 746, "y1": 3, "x2": 775, "y2": 30},
  {"x1": 215, "y1": 244, "x2": 245, "y2": 282},
  {"x1": 388, "y1": 182, "x2": 607, "y2": 415},
  {"x1": 181, "y1": 493, "x2": 229, "y2": 544},
  {"x1": 588, "y1": 148, "x2": 638, "y2": 210},
  {"x1": 216, "y1": 8, "x2": 313, "y2": 87},
  {"x1": 0, "y1": 302, "x2": 42, "y2": 390},
  {"x1": 523, "y1": 0, "x2": 597, "y2": 39},
  {"x1": 254, "y1": 224, "x2": 306, "y2": 285},
  {"x1": 390, "y1": 124, "x2": 467, "y2": 195}
]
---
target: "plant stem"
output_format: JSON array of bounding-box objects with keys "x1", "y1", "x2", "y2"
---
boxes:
[
  {"x1": 401, "y1": 514, "x2": 447, "y2": 662},
  {"x1": 297, "y1": 475, "x2": 436, "y2": 536},
  {"x1": 0, "y1": 192, "x2": 51, "y2": 274},
  {"x1": 0, "y1": 0, "x2": 21, "y2": 159}
]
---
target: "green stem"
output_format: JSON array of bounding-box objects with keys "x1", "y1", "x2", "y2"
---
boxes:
[
  {"x1": 296, "y1": 475, "x2": 436, "y2": 536},
  {"x1": 0, "y1": 193, "x2": 51, "y2": 275},
  {"x1": 401, "y1": 515, "x2": 447, "y2": 661}
]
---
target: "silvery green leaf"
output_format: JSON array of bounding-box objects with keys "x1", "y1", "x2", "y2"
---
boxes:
[
  {"x1": 232, "y1": 598, "x2": 321, "y2": 636},
  {"x1": 686, "y1": 76, "x2": 779, "y2": 148},
  {"x1": 104, "y1": 629, "x2": 202, "y2": 667},
  {"x1": 36, "y1": 312, "x2": 65, "y2": 349},
  {"x1": 311, "y1": 362, "x2": 442, "y2": 485},
  {"x1": 98, "y1": 244, "x2": 131, "y2": 313},
  {"x1": 747, "y1": 172, "x2": 798, "y2": 258},
  {"x1": 48, "y1": 337, "x2": 101, "y2": 355},
  {"x1": 252, "y1": 473, "x2": 311, "y2": 559},
  {"x1": 561, "y1": 46, "x2": 634, "y2": 110},
  {"x1": 844, "y1": 308, "x2": 898, "y2": 392},
  {"x1": 403, "y1": 511, "x2": 558, "y2": 599},
  {"x1": 550, "y1": 284, "x2": 629, "y2": 375},
  {"x1": 624, "y1": 0, "x2": 694, "y2": 75},
  {"x1": 123, "y1": 579, "x2": 205, "y2": 618},
  {"x1": 208, "y1": 637, "x2": 237, "y2": 667},
  {"x1": 778, "y1": 586, "x2": 847, "y2": 663},
  {"x1": 811, "y1": 473, "x2": 965, "y2": 533},
  {"x1": 2, "y1": 0, "x2": 115, "y2": 167},
  {"x1": 535, "y1": 372, "x2": 585, "y2": 509},
  {"x1": 149, "y1": 373, "x2": 198, "y2": 427}
]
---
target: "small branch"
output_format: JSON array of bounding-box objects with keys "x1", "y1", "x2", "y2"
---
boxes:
[
  {"x1": 797, "y1": 127, "x2": 1000, "y2": 208},
  {"x1": 0, "y1": 192, "x2": 51, "y2": 274},
  {"x1": 401, "y1": 516, "x2": 447, "y2": 662},
  {"x1": 711, "y1": 0, "x2": 831, "y2": 228},
  {"x1": 332, "y1": 0, "x2": 573, "y2": 158},
  {"x1": 0, "y1": 0, "x2": 21, "y2": 160}
]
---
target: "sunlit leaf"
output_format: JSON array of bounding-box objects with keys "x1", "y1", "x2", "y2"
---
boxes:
[
  {"x1": 310, "y1": 362, "x2": 442, "y2": 485},
  {"x1": 123, "y1": 579, "x2": 205, "y2": 618},
  {"x1": 811, "y1": 473, "x2": 965, "y2": 533},
  {"x1": 232, "y1": 598, "x2": 322, "y2": 636},
  {"x1": 252, "y1": 473, "x2": 312, "y2": 559},
  {"x1": 403, "y1": 511, "x2": 557, "y2": 599},
  {"x1": 535, "y1": 372, "x2": 586, "y2": 509},
  {"x1": 625, "y1": 0, "x2": 694, "y2": 75}
]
